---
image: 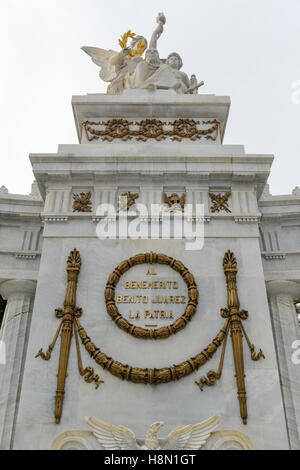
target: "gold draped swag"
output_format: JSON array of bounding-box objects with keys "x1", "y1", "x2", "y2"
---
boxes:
[
  {"x1": 81, "y1": 118, "x2": 219, "y2": 143},
  {"x1": 36, "y1": 249, "x2": 264, "y2": 425}
]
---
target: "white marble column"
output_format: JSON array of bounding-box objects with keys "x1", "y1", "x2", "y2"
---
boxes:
[
  {"x1": 0, "y1": 280, "x2": 36, "y2": 450},
  {"x1": 266, "y1": 280, "x2": 300, "y2": 450}
]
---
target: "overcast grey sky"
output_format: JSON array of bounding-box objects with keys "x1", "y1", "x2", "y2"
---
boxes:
[{"x1": 1, "y1": 0, "x2": 300, "y2": 195}]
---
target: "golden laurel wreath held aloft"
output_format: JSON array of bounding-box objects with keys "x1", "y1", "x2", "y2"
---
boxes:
[{"x1": 36, "y1": 249, "x2": 264, "y2": 425}]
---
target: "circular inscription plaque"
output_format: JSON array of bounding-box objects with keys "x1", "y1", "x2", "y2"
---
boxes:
[{"x1": 105, "y1": 252, "x2": 199, "y2": 339}]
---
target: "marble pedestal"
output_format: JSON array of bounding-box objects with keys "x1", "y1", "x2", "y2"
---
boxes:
[{"x1": 8, "y1": 92, "x2": 290, "y2": 449}]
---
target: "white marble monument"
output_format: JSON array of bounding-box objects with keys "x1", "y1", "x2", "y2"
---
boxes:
[{"x1": 0, "y1": 13, "x2": 299, "y2": 450}]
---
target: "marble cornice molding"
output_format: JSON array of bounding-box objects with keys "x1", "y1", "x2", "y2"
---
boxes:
[
  {"x1": 266, "y1": 280, "x2": 300, "y2": 299},
  {"x1": 259, "y1": 196, "x2": 300, "y2": 205},
  {"x1": 0, "y1": 194, "x2": 44, "y2": 206},
  {"x1": 0, "y1": 271, "x2": 39, "y2": 284},
  {"x1": 264, "y1": 251, "x2": 300, "y2": 256},
  {"x1": 40, "y1": 212, "x2": 263, "y2": 226},
  {"x1": 262, "y1": 252, "x2": 286, "y2": 260},
  {"x1": 0, "y1": 212, "x2": 43, "y2": 226},
  {"x1": 30, "y1": 152, "x2": 272, "y2": 202},
  {"x1": 92, "y1": 214, "x2": 211, "y2": 223},
  {"x1": 42, "y1": 216, "x2": 69, "y2": 223},
  {"x1": 259, "y1": 211, "x2": 300, "y2": 221},
  {"x1": 15, "y1": 252, "x2": 40, "y2": 260},
  {"x1": 30, "y1": 152, "x2": 273, "y2": 165},
  {"x1": 234, "y1": 216, "x2": 261, "y2": 224},
  {"x1": 30, "y1": 153, "x2": 272, "y2": 169},
  {"x1": 42, "y1": 212, "x2": 261, "y2": 224},
  {"x1": 264, "y1": 270, "x2": 300, "y2": 283},
  {"x1": 32, "y1": 173, "x2": 271, "y2": 201},
  {"x1": 0, "y1": 250, "x2": 41, "y2": 260}
]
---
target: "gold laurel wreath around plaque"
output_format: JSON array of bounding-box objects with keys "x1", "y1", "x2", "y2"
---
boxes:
[{"x1": 105, "y1": 252, "x2": 199, "y2": 339}]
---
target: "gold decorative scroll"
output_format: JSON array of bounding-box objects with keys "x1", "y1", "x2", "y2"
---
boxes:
[
  {"x1": 196, "y1": 250, "x2": 265, "y2": 424},
  {"x1": 36, "y1": 249, "x2": 102, "y2": 424},
  {"x1": 81, "y1": 119, "x2": 219, "y2": 143},
  {"x1": 105, "y1": 252, "x2": 199, "y2": 339}
]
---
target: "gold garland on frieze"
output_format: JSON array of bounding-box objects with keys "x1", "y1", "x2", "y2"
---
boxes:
[
  {"x1": 137, "y1": 119, "x2": 166, "y2": 140},
  {"x1": 81, "y1": 118, "x2": 219, "y2": 143},
  {"x1": 105, "y1": 252, "x2": 199, "y2": 339}
]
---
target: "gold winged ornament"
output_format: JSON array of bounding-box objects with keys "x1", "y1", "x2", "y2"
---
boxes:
[{"x1": 86, "y1": 415, "x2": 221, "y2": 450}]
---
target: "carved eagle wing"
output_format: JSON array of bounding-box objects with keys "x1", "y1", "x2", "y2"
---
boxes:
[
  {"x1": 162, "y1": 415, "x2": 221, "y2": 450},
  {"x1": 86, "y1": 416, "x2": 139, "y2": 450},
  {"x1": 81, "y1": 47, "x2": 118, "y2": 82}
]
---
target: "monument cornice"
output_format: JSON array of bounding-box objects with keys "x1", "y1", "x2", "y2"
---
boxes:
[
  {"x1": 0, "y1": 269, "x2": 39, "y2": 283},
  {"x1": 264, "y1": 269, "x2": 300, "y2": 282},
  {"x1": 0, "y1": 195, "x2": 44, "y2": 207},
  {"x1": 260, "y1": 211, "x2": 300, "y2": 220},
  {"x1": 30, "y1": 152, "x2": 273, "y2": 199},
  {"x1": 259, "y1": 197, "x2": 300, "y2": 206},
  {"x1": 0, "y1": 211, "x2": 42, "y2": 224},
  {"x1": 30, "y1": 154, "x2": 273, "y2": 170}
]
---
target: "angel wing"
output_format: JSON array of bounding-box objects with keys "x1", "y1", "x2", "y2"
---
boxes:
[
  {"x1": 85, "y1": 416, "x2": 139, "y2": 450},
  {"x1": 81, "y1": 46, "x2": 118, "y2": 82},
  {"x1": 162, "y1": 415, "x2": 221, "y2": 450}
]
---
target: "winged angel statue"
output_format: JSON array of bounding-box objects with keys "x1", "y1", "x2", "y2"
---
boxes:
[
  {"x1": 81, "y1": 30, "x2": 148, "y2": 95},
  {"x1": 86, "y1": 415, "x2": 220, "y2": 450},
  {"x1": 82, "y1": 13, "x2": 204, "y2": 95}
]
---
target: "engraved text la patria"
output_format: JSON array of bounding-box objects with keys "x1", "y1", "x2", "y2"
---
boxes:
[{"x1": 116, "y1": 267, "x2": 187, "y2": 322}]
